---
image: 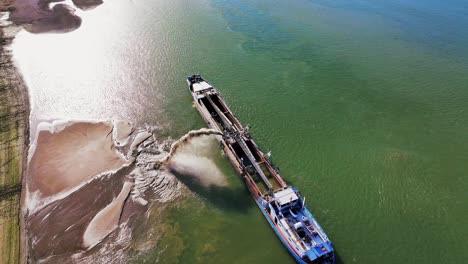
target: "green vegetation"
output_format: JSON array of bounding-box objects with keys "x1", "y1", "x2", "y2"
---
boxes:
[
  {"x1": 0, "y1": 85, "x2": 23, "y2": 264},
  {"x1": 0, "y1": 25, "x2": 28, "y2": 264}
]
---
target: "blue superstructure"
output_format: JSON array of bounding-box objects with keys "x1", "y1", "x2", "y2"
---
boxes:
[{"x1": 256, "y1": 188, "x2": 335, "y2": 264}]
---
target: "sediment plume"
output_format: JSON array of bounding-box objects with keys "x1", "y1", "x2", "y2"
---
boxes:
[
  {"x1": 169, "y1": 153, "x2": 227, "y2": 187},
  {"x1": 163, "y1": 128, "x2": 223, "y2": 163},
  {"x1": 167, "y1": 132, "x2": 228, "y2": 187}
]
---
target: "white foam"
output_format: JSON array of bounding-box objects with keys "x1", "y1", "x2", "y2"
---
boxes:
[
  {"x1": 112, "y1": 120, "x2": 134, "y2": 146},
  {"x1": 167, "y1": 134, "x2": 228, "y2": 187},
  {"x1": 129, "y1": 131, "x2": 153, "y2": 156},
  {"x1": 0, "y1": 12, "x2": 12, "y2": 27}
]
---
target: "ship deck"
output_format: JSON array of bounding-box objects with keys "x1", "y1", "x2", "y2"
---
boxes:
[
  {"x1": 228, "y1": 139, "x2": 284, "y2": 194},
  {"x1": 256, "y1": 162, "x2": 282, "y2": 192},
  {"x1": 188, "y1": 76, "x2": 286, "y2": 195}
]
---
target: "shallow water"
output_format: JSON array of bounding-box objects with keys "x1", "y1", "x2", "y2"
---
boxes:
[{"x1": 13, "y1": 0, "x2": 468, "y2": 263}]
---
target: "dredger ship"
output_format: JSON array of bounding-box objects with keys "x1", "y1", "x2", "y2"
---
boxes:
[{"x1": 187, "y1": 75, "x2": 335, "y2": 264}]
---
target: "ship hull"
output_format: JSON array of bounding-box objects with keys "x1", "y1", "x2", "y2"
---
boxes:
[
  {"x1": 186, "y1": 76, "x2": 335, "y2": 264},
  {"x1": 192, "y1": 93, "x2": 306, "y2": 261},
  {"x1": 256, "y1": 198, "x2": 309, "y2": 264}
]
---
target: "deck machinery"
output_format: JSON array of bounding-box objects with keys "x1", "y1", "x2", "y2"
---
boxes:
[{"x1": 187, "y1": 75, "x2": 335, "y2": 264}]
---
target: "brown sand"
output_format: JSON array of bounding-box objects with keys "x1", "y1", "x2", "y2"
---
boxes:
[
  {"x1": 114, "y1": 120, "x2": 134, "y2": 146},
  {"x1": 28, "y1": 122, "x2": 127, "y2": 197},
  {"x1": 9, "y1": 0, "x2": 81, "y2": 33},
  {"x1": 26, "y1": 167, "x2": 129, "y2": 261},
  {"x1": 24, "y1": 4, "x2": 82, "y2": 33},
  {"x1": 0, "y1": 0, "x2": 15, "y2": 12},
  {"x1": 7, "y1": 0, "x2": 104, "y2": 34},
  {"x1": 72, "y1": 0, "x2": 103, "y2": 11},
  {"x1": 82, "y1": 181, "x2": 133, "y2": 248}
]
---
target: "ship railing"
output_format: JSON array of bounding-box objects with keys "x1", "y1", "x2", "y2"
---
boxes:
[
  {"x1": 281, "y1": 220, "x2": 309, "y2": 252},
  {"x1": 304, "y1": 225, "x2": 319, "y2": 246},
  {"x1": 301, "y1": 218, "x2": 327, "y2": 245},
  {"x1": 303, "y1": 218, "x2": 328, "y2": 243},
  {"x1": 279, "y1": 214, "x2": 311, "y2": 252}
]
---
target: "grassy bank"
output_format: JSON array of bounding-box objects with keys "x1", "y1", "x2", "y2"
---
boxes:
[{"x1": 0, "y1": 19, "x2": 29, "y2": 264}]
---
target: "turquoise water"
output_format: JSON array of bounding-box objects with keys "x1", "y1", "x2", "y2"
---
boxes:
[{"x1": 14, "y1": 0, "x2": 468, "y2": 263}]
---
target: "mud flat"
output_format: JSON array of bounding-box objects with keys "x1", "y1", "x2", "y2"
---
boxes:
[
  {"x1": 0, "y1": 0, "x2": 103, "y2": 260},
  {"x1": 24, "y1": 120, "x2": 181, "y2": 263},
  {"x1": 24, "y1": 121, "x2": 133, "y2": 260},
  {"x1": 1, "y1": 1, "x2": 226, "y2": 261},
  {"x1": 72, "y1": 0, "x2": 104, "y2": 11},
  {"x1": 23, "y1": 120, "x2": 230, "y2": 263},
  {"x1": 9, "y1": 0, "x2": 104, "y2": 33},
  {"x1": 27, "y1": 122, "x2": 127, "y2": 200},
  {"x1": 83, "y1": 181, "x2": 134, "y2": 248}
]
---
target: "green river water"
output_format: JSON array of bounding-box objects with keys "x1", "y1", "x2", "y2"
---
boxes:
[
  {"x1": 13, "y1": 0, "x2": 468, "y2": 263},
  {"x1": 150, "y1": 1, "x2": 468, "y2": 263}
]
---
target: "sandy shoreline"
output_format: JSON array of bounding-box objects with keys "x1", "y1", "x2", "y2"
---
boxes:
[
  {"x1": 0, "y1": 0, "x2": 107, "y2": 261},
  {"x1": 0, "y1": 1, "x2": 229, "y2": 262},
  {"x1": 24, "y1": 119, "x2": 189, "y2": 262},
  {"x1": 28, "y1": 122, "x2": 127, "y2": 198},
  {"x1": 1, "y1": 0, "x2": 134, "y2": 260}
]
